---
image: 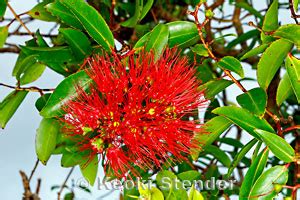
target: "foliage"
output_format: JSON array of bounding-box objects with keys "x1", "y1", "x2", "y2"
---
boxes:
[{"x1": 0, "y1": 0, "x2": 299, "y2": 199}]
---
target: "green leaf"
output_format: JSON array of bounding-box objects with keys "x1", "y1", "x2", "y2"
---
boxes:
[
  {"x1": 121, "y1": 0, "x2": 143, "y2": 27},
  {"x1": 145, "y1": 24, "x2": 169, "y2": 59},
  {"x1": 263, "y1": 0, "x2": 278, "y2": 31},
  {"x1": 198, "y1": 79, "x2": 233, "y2": 99},
  {"x1": 257, "y1": 38, "x2": 293, "y2": 90},
  {"x1": 80, "y1": 156, "x2": 98, "y2": 186},
  {"x1": 217, "y1": 56, "x2": 244, "y2": 78},
  {"x1": 28, "y1": 2, "x2": 57, "y2": 21},
  {"x1": 150, "y1": 188, "x2": 164, "y2": 200},
  {"x1": 239, "y1": 148, "x2": 269, "y2": 199},
  {"x1": 255, "y1": 129, "x2": 295, "y2": 163},
  {"x1": 286, "y1": 54, "x2": 300, "y2": 103},
  {"x1": 236, "y1": 87, "x2": 267, "y2": 117},
  {"x1": 177, "y1": 170, "x2": 201, "y2": 182},
  {"x1": 60, "y1": 28, "x2": 92, "y2": 60},
  {"x1": 60, "y1": 0, "x2": 114, "y2": 51},
  {"x1": 191, "y1": 116, "x2": 232, "y2": 160},
  {"x1": 240, "y1": 44, "x2": 269, "y2": 60},
  {"x1": 40, "y1": 71, "x2": 93, "y2": 118},
  {"x1": 248, "y1": 165, "x2": 289, "y2": 199},
  {"x1": 226, "y1": 30, "x2": 260, "y2": 49},
  {"x1": 0, "y1": 26, "x2": 8, "y2": 48},
  {"x1": 273, "y1": 24, "x2": 300, "y2": 48},
  {"x1": 204, "y1": 145, "x2": 231, "y2": 168},
  {"x1": 61, "y1": 151, "x2": 86, "y2": 167},
  {"x1": 212, "y1": 106, "x2": 275, "y2": 139},
  {"x1": 140, "y1": 0, "x2": 154, "y2": 19},
  {"x1": 190, "y1": 44, "x2": 208, "y2": 57},
  {"x1": 19, "y1": 62, "x2": 46, "y2": 85},
  {"x1": 21, "y1": 46, "x2": 76, "y2": 63},
  {"x1": 0, "y1": 0, "x2": 7, "y2": 18},
  {"x1": 46, "y1": 1, "x2": 84, "y2": 30},
  {"x1": 167, "y1": 21, "x2": 199, "y2": 48},
  {"x1": 133, "y1": 31, "x2": 151, "y2": 49},
  {"x1": 156, "y1": 170, "x2": 177, "y2": 188},
  {"x1": 217, "y1": 137, "x2": 244, "y2": 149},
  {"x1": 261, "y1": 0, "x2": 278, "y2": 43},
  {"x1": 35, "y1": 93, "x2": 51, "y2": 112},
  {"x1": 0, "y1": 90, "x2": 28, "y2": 129},
  {"x1": 188, "y1": 185, "x2": 204, "y2": 200},
  {"x1": 276, "y1": 73, "x2": 294, "y2": 106},
  {"x1": 226, "y1": 139, "x2": 257, "y2": 178},
  {"x1": 35, "y1": 118, "x2": 60, "y2": 165},
  {"x1": 294, "y1": 0, "x2": 299, "y2": 12}
]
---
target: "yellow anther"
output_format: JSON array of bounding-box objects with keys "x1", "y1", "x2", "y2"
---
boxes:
[
  {"x1": 148, "y1": 108, "x2": 155, "y2": 115},
  {"x1": 109, "y1": 111, "x2": 114, "y2": 117},
  {"x1": 113, "y1": 121, "x2": 120, "y2": 127},
  {"x1": 131, "y1": 128, "x2": 137, "y2": 133},
  {"x1": 165, "y1": 106, "x2": 175, "y2": 113}
]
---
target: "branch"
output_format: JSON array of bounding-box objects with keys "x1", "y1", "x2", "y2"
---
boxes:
[
  {"x1": 57, "y1": 167, "x2": 75, "y2": 200},
  {"x1": 289, "y1": 0, "x2": 300, "y2": 24},
  {"x1": 0, "y1": 83, "x2": 55, "y2": 95}
]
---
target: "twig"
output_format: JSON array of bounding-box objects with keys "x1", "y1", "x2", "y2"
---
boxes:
[
  {"x1": 28, "y1": 159, "x2": 39, "y2": 183},
  {"x1": 0, "y1": 46, "x2": 20, "y2": 53},
  {"x1": 289, "y1": 0, "x2": 300, "y2": 24},
  {"x1": 7, "y1": 3, "x2": 34, "y2": 37},
  {"x1": 0, "y1": 82, "x2": 54, "y2": 96},
  {"x1": 57, "y1": 167, "x2": 75, "y2": 200}
]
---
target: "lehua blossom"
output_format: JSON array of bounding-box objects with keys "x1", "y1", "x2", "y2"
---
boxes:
[{"x1": 62, "y1": 48, "x2": 208, "y2": 179}]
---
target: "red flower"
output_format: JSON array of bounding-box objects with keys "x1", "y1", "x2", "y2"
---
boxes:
[{"x1": 63, "y1": 48, "x2": 207, "y2": 179}]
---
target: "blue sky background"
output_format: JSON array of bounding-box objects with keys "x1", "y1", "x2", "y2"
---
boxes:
[{"x1": 0, "y1": 0, "x2": 294, "y2": 199}]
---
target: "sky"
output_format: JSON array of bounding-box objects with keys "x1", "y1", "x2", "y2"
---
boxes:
[{"x1": 0, "y1": 0, "x2": 295, "y2": 200}]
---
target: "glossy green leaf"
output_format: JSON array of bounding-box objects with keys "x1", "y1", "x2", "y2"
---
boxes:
[
  {"x1": 255, "y1": 129, "x2": 295, "y2": 163},
  {"x1": 286, "y1": 54, "x2": 300, "y2": 103},
  {"x1": 121, "y1": 0, "x2": 143, "y2": 27},
  {"x1": 150, "y1": 188, "x2": 164, "y2": 200},
  {"x1": 257, "y1": 38, "x2": 293, "y2": 90},
  {"x1": 145, "y1": 24, "x2": 169, "y2": 59},
  {"x1": 0, "y1": 90, "x2": 28, "y2": 129},
  {"x1": 191, "y1": 116, "x2": 231, "y2": 160},
  {"x1": 60, "y1": 0, "x2": 114, "y2": 51},
  {"x1": 190, "y1": 44, "x2": 208, "y2": 57},
  {"x1": 249, "y1": 165, "x2": 289, "y2": 199},
  {"x1": 60, "y1": 28, "x2": 92, "y2": 60},
  {"x1": 213, "y1": 106, "x2": 275, "y2": 139},
  {"x1": 80, "y1": 156, "x2": 98, "y2": 186},
  {"x1": 167, "y1": 21, "x2": 199, "y2": 48},
  {"x1": 237, "y1": 87, "x2": 267, "y2": 117},
  {"x1": 226, "y1": 30, "x2": 260, "y2": 49},
  {"x1": 239, "y1": 148, "x2": 269, "y2": 199},
  {"x1": 40, "y1": 71, "x2": 92, "y2": 118},
  {"x1": 217, "y1": 137, "x2": 244, "y2": 149},
  {"x1": 28, "y1": 2, "x2": 57, "y2": 21},
  {"x1": 46, "y1": 1, "x2": 84, "y2": 30},
  {"x1": 218, "y1": 56, "x2": 244, "y2": 78},
  {"x1": 273, "y1": 24, "x2": 300, "y2": 48},
  {"x1": 226, "y1": 139, "x2": 257, "y2": 178},
  {"x1": 240, "y1": 44, "x2": 269, "y2": 60},
  {"x1": 205, "y1": 145, "x2": 231, "y2": 168},
  {"x1": 261, "y1": 0, "x2": 278, "y2": 43},
  {"x1": 276, "y1": 73, "x2": 294, "y2": 106},
  {"x1": 198, "y1": 79, "x2": 233, "y2": 99},
  {"x1": 0, "y1": 0, "x2": 7, "y2": 18},
  {"x1": 35, "y1": 118, "x2": 60, "y2": 165},
  {"x1": 0, "y1": 26, "x2": 8, "y2": 48}
]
